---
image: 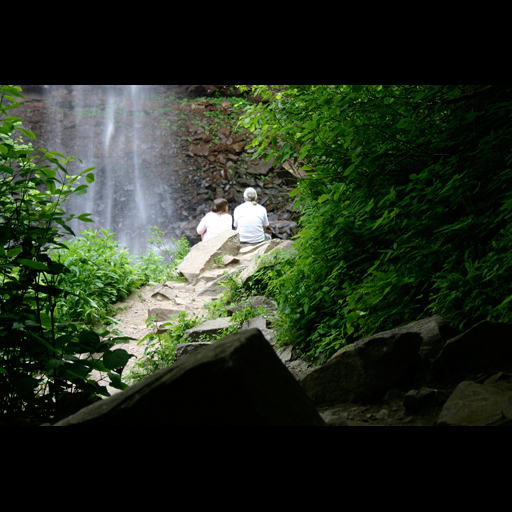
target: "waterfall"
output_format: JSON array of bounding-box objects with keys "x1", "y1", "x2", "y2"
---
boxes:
[{"x1": 42, "y1": 84, "x2": 171, "y2": 255}]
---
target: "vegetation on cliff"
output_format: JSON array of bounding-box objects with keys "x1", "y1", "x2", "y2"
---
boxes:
[{"x1": 239, "y1": 85, "x2": 512, "y2": 359}]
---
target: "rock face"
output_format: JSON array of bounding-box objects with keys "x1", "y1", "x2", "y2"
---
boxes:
[
  {"x1": 53, "y1": 329, "x2": 325, "y2": 426},
  {"x1": 15, "y1": 85, "x2": 302, "y2": 254}
]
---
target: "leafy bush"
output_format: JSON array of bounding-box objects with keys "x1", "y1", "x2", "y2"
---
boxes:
[
  {"x1": 239, "y1": 85, "x2": 512, "y2": 360},
  {"x1": 50, "y1": 229, "x2": 145, "y2": 326},
  {"x1": 0, "y1": 85, "x2": 132, "y2": 421}
]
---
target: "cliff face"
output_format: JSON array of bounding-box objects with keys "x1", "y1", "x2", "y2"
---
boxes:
[{"x1": 12, "y1": 85, "x2": 299, "y2": 253}]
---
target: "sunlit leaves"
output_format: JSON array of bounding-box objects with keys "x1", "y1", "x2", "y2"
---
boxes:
[{"x1": 238, "y1": 84, "x2": 512, "y2": 358}]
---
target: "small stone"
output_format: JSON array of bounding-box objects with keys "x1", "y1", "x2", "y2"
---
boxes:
[{"x1": 376, "y1": 409, "x2": 389, "y2": 420}]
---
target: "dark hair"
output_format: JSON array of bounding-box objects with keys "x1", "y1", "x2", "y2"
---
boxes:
[{"x1": 211, "y1": 198, "x2": 228, "y2": 214}]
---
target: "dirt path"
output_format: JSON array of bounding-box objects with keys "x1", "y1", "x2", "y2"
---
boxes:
[{"x1": 92, "y1": 278, "x2": 217, "y2": 396}]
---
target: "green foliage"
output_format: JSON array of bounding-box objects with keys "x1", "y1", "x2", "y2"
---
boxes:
[
  {"x1": 238, "y1": 85, "x2": 512, "y2": 360},
  {"x1": 0, "y1": 85, "x2": 135, "y2": 421},
  {"x1": 126, "y1": 311, "x2": 202, "y2": 383},
  {"x1": 49, "y1": 229, "x2": 145, "y2": 326}
]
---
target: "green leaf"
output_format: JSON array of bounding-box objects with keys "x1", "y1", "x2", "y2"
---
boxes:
[
  {"x1": 77, "y1": 213, "x2": 94, "y2": 222},
  {"x1": 18, "y1": 127, "x2": 36, "y2": 140},
  {"x1": 103, "y1": 349, "x2": 133, "y2": 371},
  {"x1": 0, "y1": 86, "x2": 24, "y2": 98},
  {"x1": 7, "y1": 247, "x2": 22, "y2": 258},
  {"x1": 85, "y1": 173, "x2": 95, "y2": 183},
  {"x1": 17, "y1": 259, "x2": 50, "y2": 271},
  {"x1": 398, "y1": 118, "x2": 414, "y2": 129},
  {"x1": 0, "y1": 164, "x2": 13, "y2": 174},
  {"x1": 318, "y1": 194, "x2": 330, "y2": 203},
  {"x1": 0, "y1": 144, "x2": 8, "y2": 156},
  {"x1": 0, "y1": 121, "x2": 14, "y2": 134},
  {"x1": 15, "y1": 377, "x2": 39, "y2": 396},
  {"x1": 108, "y1": 372, "x2": 129, "y2": 390},
  {"x1": 46, "y1": 179, "x2": 56, "y2": 194},
  {"x1": 343, "y1": 163, "x2": 356, "y2": 176}
]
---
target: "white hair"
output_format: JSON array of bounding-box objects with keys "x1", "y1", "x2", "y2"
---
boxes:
[{"x1": 243, "y1": 187, "x2": 258, "y2": 205}]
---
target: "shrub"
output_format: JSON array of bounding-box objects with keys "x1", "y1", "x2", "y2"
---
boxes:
[
  {"x1": 0, "y1": 85, "x2": 132, "y2": 421},
  {"x1": 50, "y1": 229, "x2": 145, "y2": 326},
  {"x1": 239, "y1": 85, "x2": 512, "y2": 360}
]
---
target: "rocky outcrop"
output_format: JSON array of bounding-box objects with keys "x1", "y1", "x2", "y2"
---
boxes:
[
  {"x1": 436, "y1": 380, "x2": 512, "y2": 426},
  {"x1": 300, "y1": 331, "x2": 425, "y2": 405},
  {"x1": 53, "y1": 329, "x2": 325, "y2": 426},
  {"x1": 177, "y1": 230, "x2": 240, "y2": 285},
  {"x1": 299, "y1": 318, "x2": 512, "y2": 426},
  {"x1": 430, "y1": 320, "x2": 512, "y2": 382}
]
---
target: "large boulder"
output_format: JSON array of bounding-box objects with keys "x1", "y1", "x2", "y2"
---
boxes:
[
  {"x1": 369, "y1": 315, "x2": 459, "y2": 361},
  {"x1": 430, "y1": 321, "x2": 512, "y2": 384},
  {"x1": 436, "y1": 380, "x2": 512, "y2": 426},
  {"x1": 53, "y1": 329, "x2": 325, "y2": 426},
  {"x1": 300, "y1": 331, "x2": 424, "y2": 406},
  {"x1": 177, "y1": 230, "x2": 240, "y2": 285},
  {"x1": 175, "y1": 342, "x2": 212, "y2": 361},
  {"x1": 239, "y1": 239, "x2": 294, "y2": 286}
]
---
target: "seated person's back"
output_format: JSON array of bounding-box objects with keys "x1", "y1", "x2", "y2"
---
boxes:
[
  {"x1": 197, "y1": 198, "x2": 233, "y2": 242},
  {"x1": 233, "y1": 187, "x2": 269, "y2": 243}
]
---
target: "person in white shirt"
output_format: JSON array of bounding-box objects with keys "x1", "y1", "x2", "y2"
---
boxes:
[
  {"x1": 196, "y1": 198, "x2": 233, "y2": 242},
  {"x1": 233, "y1": 187, "x2": 270, "y2": 243}
]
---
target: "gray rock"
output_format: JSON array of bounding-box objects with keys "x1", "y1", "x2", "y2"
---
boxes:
[
  {"x1": 197, "y1": 268, "x2": 244, "y2": 297},
  {"x1": 431, "y1": 321, "x2": 512, "y2": 384},
  {"x1": 238, "y1": 242, "x2": 268, "y2": 255},
  {"x1": 53, "y1": 329, "x2": 325, "y2": 426},
  {"x1": 183, "y1": 317, "x2": 232, "y2": 342},
  {"x1": 436, "y1": 380, "x2": 512, "y2": 426},
  {"x1": 259, "y1": 328, "x2": 276, "y2": 345},
  {"x1": 151, "y1": 286, "x2": 177, "y2": 302},
  {"x1": 250, "y1": 295, "x2": 278, "y2": 311},
  {"x1": 221, "y1": 255, "x2": 240, "y2": 266},
  {"x1": 175, "y1": 342, "x2": 212, "y2": 361},
  {"x1": 225, "y1": 296, "x2": 277, "y2": 316},
  {"x1": 300, "y1": 332, "x2": 424, "y2": 406},
  {"x1": 177, "y1": 230, "x2": 240, "y2": 285},
  {"x1": 241, "y1": 315, "x2": 267, "y2": 331},
  {"x1": 239, "y1": 239, "x2": 295, "y2": 286},
  {"x1": 277, "y1": 345, "x2": 295, "y2": 364},
  {"x1": 148, "y1": 307, "x2": 182, "y2": 322},
  {"x1": 403, "y1": 387, "x2": 449, "y2": 413},
  {"x1": 375, "y1": 409, "x2": 389, "y2": 420},
  {"x1": 370, "y1": 315, "x2": 458, "y2": 361}
]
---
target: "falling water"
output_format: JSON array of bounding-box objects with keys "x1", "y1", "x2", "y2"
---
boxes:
[{"x1": 42, "y1": 85, "x2": 171, "y2": 254}]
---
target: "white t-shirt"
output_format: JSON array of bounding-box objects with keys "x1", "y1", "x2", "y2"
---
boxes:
[
  {"x1": 233, "y1": 201, "x2": 269, "y2": 243},
  {"x1": 196, "y1": 212, "x2": 233, "y2": 242}
]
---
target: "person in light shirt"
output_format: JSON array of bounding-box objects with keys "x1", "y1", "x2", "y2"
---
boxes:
[
  {"x1": 196, "y1": 198, "x2": 233, "y2": 242},
  {"x1": 233, "y1": 187, "x2": 270, "y2": 243}
]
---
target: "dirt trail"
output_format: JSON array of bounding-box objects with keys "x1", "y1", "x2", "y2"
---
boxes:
[{"x1": 92, "y1": 278, "x2": 216, "y2": 395}]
